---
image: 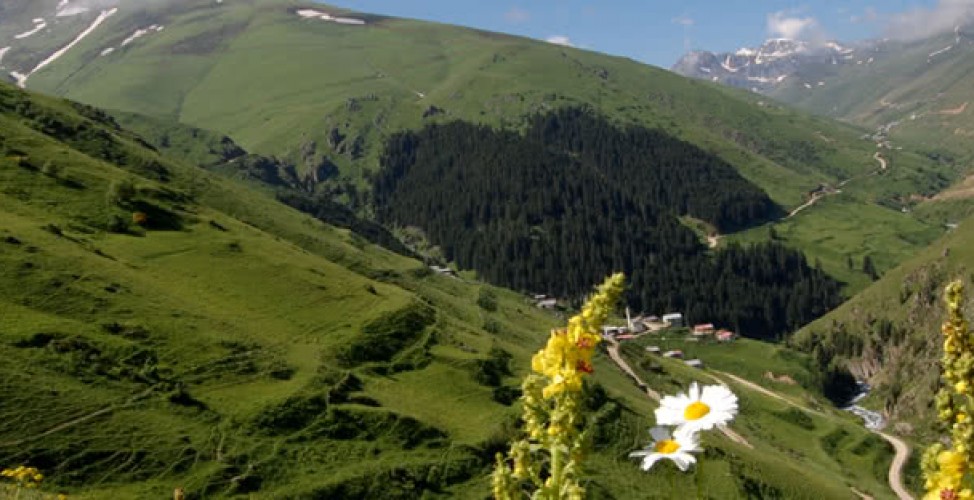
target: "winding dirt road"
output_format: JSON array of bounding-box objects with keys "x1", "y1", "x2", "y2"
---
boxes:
[
  {"x1": 785, "y1": 191, "x2": 834, "y2": 219},
  {"x1": 877, "y1": 431, "x2": 913, "y2": 500},
  {"x1": 604, "y1": 339, "x2": 753, "y2": 448},
  {"x1": 605, "y1": 339, "x2": 660, "y2": 401},
  {"x1": 784, "y1": 149, "x2": 889, "y2": 220},
  {"x1": 605, "y1": 345, "x2": 911, "y2": 498},
  {"x1": 874, "y1": 152, "x2": 888, "y2": 171},
  {"x1": 713, "y1": 371, "x2": 912, "y2": 500}
]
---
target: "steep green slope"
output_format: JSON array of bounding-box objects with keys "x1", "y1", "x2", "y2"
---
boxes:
[
  {"x1": 0, "y1": 0, "x2": 960, "y2": 291},
  {"x1": 0, "y1": 81, "x2": 904, "y2": 498},
  {"x1": 792, "y1": 207, "x2": 974, "y2": 442}
]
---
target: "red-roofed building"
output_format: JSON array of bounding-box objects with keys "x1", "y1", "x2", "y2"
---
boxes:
[
  {"x1": 692, "y1": 323, "x2": 715, "y2": 336},
  {"x1": 716, "y1": 329, "x2": 736, "y2": 342}
]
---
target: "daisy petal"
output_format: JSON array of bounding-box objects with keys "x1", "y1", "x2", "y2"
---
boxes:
[
  {"x1": 649, "y1": 426, "x2": 671, "y2": 442},
  {"x1": 640, "y1": 454, "x2": 662, "y2": 471}
]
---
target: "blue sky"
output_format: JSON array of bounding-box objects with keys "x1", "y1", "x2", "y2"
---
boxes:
[{"x1": 331, "y1": 0, "x2": 957, "y2": 67}]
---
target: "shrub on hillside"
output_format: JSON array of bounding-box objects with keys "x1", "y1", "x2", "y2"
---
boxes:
[
  {"x1": 252, "y1": 394, "x2": 329, "y2": 434},
  {"x1": 335, "y1": 302, "x2": 436, "y2": 367},
  {"x1": 471, "y1": 347, "x2": 513, "y2": 387},
  {"x1": 105, "y1": 179, "x2": 136, "y2": 206},
  {"x1": 477, "y1": 288, "x2": 498, "y2": 312},
  {"x1": 40, "y1": 161, "x2": 60, "y2": 178},
  {"x1": 106, "y1": 214, "x2": 128, "y2": 233}
]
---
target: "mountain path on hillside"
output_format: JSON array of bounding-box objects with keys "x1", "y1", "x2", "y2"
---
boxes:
[
  {"x1": 712, "y1": 370, "x2": 825, "y2": 417},
  {"x1": 0, "y1": 386, "x2": 157, "y2": 448},
  {"x1": 707, "y1": 234, "x2": 721, "y2": 249},
  {"x1": 878, "y1": 431, "x2": 913, "y2": 500},
  {"x1": 785, "y1": 191, "x2": 834, "y2": 219},
  {"x1": 603, "y1": 338, "x2": 753, "y2": 448},
  {"x1": 874, "y1": 152, "x2": 888, "y2": 171},
  {"x1": 784, "y1": 150, "x2": 888, "y2": 220},
  {"x1": 712, "y1": 370, "x2": 912, "y2": 500}
]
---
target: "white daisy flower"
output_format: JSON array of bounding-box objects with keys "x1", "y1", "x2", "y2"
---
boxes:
[
  {"x1": 655, "y1": 382, "x2": 738, "y2": 433},
  {"x1": 629, "y1": 426, "x2": 701, "y2": 471}
]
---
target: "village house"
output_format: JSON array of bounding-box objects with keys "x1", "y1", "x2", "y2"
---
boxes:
[
  {"x1": 663, "y1": 350, "x2": 683, "y2": 359},
  {"x1": 645, "y1": 346, "x2": 662, "y2": 354},
  {"x1": 685, "y1": 359, "x2": 705, "y2": 369},
  {"x1": 662, "y1": 312, "x2": 684, "y2": 327},
  {"x1": 429, "y1": 265, "x2": 458, "y2": 278},
  {"x1": 716, "y1": 329, "x2": 736, "y2": 342},
  {"x1": 602, "y1": 325, "x2": 626, "y2": 337},
  {"x1": 692, "y1": 323, "x2": 715, "y2": 336},
  {"x1": 536, "y1": 298, "x2": 557, "y2": 309}
]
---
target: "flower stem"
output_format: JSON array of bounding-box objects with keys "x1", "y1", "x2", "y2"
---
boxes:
[{"x1": 549, "y1": 437, "x2": 562, "y2": 497}]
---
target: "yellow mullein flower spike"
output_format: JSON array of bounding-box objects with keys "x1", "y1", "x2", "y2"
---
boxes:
[
  {"x1": 923, "y1": 280, "x2": 974, "y2": 500},
  {"x1": 493, "y1": 273, "x2": 625, "y2": 500}
]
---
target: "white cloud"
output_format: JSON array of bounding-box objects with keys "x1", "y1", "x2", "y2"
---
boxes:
[
  {"x1": 546, "y1": 35, "x2": 574, "y2": 47},
  {"x1": 766, "y1": 10, "x2": 827, "y2": 44},
  {"x1": 504, "y1": 6, "x2": 530, "y2": 24},
  {"x1": 672, "y1": 15, "x2": 695, "y2": 27},
  {"x1": 885, "y1": 0, "x2": 974, "y2": 40}
]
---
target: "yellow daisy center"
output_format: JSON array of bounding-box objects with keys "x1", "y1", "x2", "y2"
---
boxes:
[
  {"x1": 654, "y1": 439, "x2": 680, "y2": 454},
  {"x1": 684, "y1": 401, "x2": 711, "y2": 420}
]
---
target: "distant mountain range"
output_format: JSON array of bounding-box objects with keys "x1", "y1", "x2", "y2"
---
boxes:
[
  {"x1": 673, "y1": 38, "x2": 869, "y2": 94},
  {"x1": 673, "y1": 26, "x2": 974, "y2": 160}
]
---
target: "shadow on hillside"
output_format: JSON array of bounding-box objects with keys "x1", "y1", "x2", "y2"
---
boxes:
[{"x1": 130, "y1": 201, "x2": 184, "y2": 231}]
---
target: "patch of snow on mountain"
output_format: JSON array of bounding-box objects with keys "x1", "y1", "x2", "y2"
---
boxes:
[
  {"x1": 297, "y1": 9, "x2": 327, "y2": 18},
  {"x1": 929, "y1": 45, "x2": 954, "y2": 58},
  {"x1": 296, "y1": 8, "x2": 365, "y2": 25},
  {"x1": 699, "y1": 66, "x2": 711, "y2": 73},
  {"x1": 17, "y1": 8, "x2": 118, "y2": 88},
  {"x1": 825, "y1": 41, "x2": 854, "y2": 55},
  {"x1": 0, "y1": 47, "x2": 9, "y2": 66},
  {"x1": 720, "y1": 55, "x2": 739, "y2": 72},
  {"x1": 57, "y1": 6, "x2": 90, "y2": 17},
  {"x1": 735, "y1": 47, "x2": 756, "y2": 57},
  {"x1": 14, "y1": 19, "x2": 47, "y2": 40},
  {"x1": 10, "y1": 71, "x2": 28, "y2": 87},
  {"x1": 745, "y1": 74, "x2": 788, "y2": 85},
  {"x1": 101, "y1": 47, "x2": 114, "y2": 56},
  {"x1": 121, "y1": 25, "x2": 164, "y2": 46}
]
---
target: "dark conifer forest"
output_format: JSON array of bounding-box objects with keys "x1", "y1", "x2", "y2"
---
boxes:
[{"x1": 373, "y1": 109, "x2": 841, "y2": 339}]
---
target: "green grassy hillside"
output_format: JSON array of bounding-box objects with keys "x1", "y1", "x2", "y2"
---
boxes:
[
  {"x1": 0, "y1": 0, "x2": 961, "y2": 292},
  {"x1": 792, "y1": 204, "x2": 974, "y2": 443},
  {"x1": 0, "y1": 80, "x2": 906, "y2": 497}
]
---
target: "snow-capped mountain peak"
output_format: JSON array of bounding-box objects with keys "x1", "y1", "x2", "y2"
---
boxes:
[{"x1": 672, "y1": 37, "x2": 863, "y2": 93}]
